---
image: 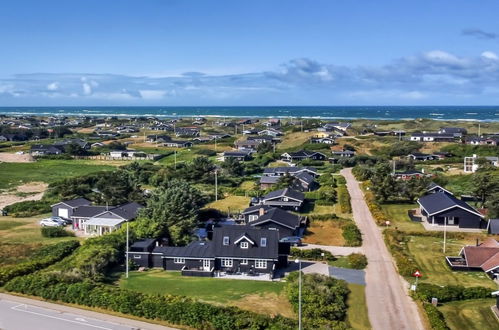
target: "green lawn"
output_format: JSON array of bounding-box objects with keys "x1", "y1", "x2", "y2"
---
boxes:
[
  {"x1": 406, "y1": 236, "x2": 496, "y2": 288},
  {"x1": 120, "y1": 270, "x2": 293, "y2": 317},
  {"x1": 0, "y1": 159, "x2": 114, "y2": 190},
  {"x1": 346, "y1": 284, "x2": 371, "y2": 330},
  {"x1": 439, "y1": 299, "x2": 498, "y2": 330},
  {"x1": 205, "y1": 195, "x2": 250, "y2": 214},
  {"x1": 380, "y1": 203, "x2": 425, "y2": 232}
]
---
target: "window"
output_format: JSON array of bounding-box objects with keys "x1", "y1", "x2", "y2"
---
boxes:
[
  {"x1": 240, "y1": 259, "x2": 248, "y2": 265},
  {"x1": 260, "y1": 237, "x2": 267, "y2": 247},
  {"x1": 221, "y1": 258, "x2": 233, "y2": 267},
  {"x1": 223, "y1": 236, "x2": 230, "y2": 245},
  {"x1": 248, "y1": 215, "x2": 258, "y2": 221},
  {"x1": 174, "y1": 258, "x2": 185, "y2": 264},
  {"x1": 240, "y1": 241, "x2": 249, "y2": 249},
  {"x1": 133, "y1": 255, "x2": 141, "y2": 259},
  {"x1": 255, "y1": 260, "x2": 267, "y2": 269},
  {"x1": 283, "y1": 197, "x2": 289, "y2": 202}
]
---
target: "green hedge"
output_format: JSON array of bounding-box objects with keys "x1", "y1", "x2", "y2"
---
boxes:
[
  {"x1": 342, "y1": 223, "x2": 362, "y2": 247},
  {"x1": 337, "y1": 186, "x2": 352, "y2": 213},
  {"x1": 3, "y1": 200, "x2": 51, "y2": 217},
  {"x1": 422, "y1": 303, "x2": 450, "y2": 330},
  {"x1": 290, "y1": 247, "x2": 336, "y2": 262},
  {"x1": 41, "y1": 226, "x2": 75, "y2": 237},
  {"x1": 5, "y1": 273, "x2": 296, "y2": 330},
  {"x1": 0, "y1": 240, "x2": 79, "y2": 286},
  {"x1": 347, "y1": 253, "x2": 368, "y2": 269},
  {"x1": 415, "y1": 283, "x2": 491, "y2": 303},
  {"x1": 384, "y1": 229, "x2": 420, "y2": 276}
]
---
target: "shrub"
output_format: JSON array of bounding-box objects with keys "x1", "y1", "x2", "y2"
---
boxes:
[
  {"x1": 0, "y1": 240, "x2": 79, "y2": 286},
  {"x1": 422, "y1": 303, "x2": 450, "y2": 330},
  {"x1": 415, "y1": 283, "x2": 490, "y2": 303},
  {"x1": 383, "y1": 229, "x2": 420, "y2": 276},
  {"x1": 337, "y1": 186, "x2": 352, "y2": 213},
  {"x1": 196, "y1": 149, "x2": 217, "y2": 156},
  {"x1": 3, "y1": 200, "x2": 51, "y2": 217},
  {"x1": 41, "y1": 226, "x2": 75, "y2": 237},
  {"x1": 347, "y1": 253, "x2": 368, "y2": 269},
  {"x1": 342, "y1": 223, "x2": 362, "y2": 246},
  {"x1": 290, "y1": 247, "x2": 336, "y2": 262}
]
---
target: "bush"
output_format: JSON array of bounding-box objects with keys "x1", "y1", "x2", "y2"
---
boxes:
[
  {"x1": 422, "y1": 303, "x2": 450, "y2": 330},
  {"x1": 196, "y1": 149, "x2": 217, "y2": 156},
  {"x1": 383, "y1": 229, "x2": 419, "y2": 276},
  {"x1": 41, "y1": 226, "x2": 75, "y2": 237},
  {"x1": 337, "y1": 186, "x2": 352, "y2": 213},
  {"x1": 342, "y1": 223, "x2": 362, "y2": 247},
  {"x1": 3, "y1": 200, "x2": 51, "y2": 217},
  {"x1": 0, "y1": 240, "x2": 79, "y2": 286},
  {"x1": 347, "y1": 253, "x2": 368, "y2": 269},
  {"x1": 415, "y1": 283, "x2": 490, "y2": 303},
  {"x1": 5, "y1": 273, "x2": 296, "y2": 330},
  {"x1": 290, "y1": 247, "x2": 336, "y2": 262}
]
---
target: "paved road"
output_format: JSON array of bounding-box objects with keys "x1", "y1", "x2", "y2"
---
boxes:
[
  {"x1": 341, "y1": 168, "x2": 424, "y2": 330},
  {"x1": 329, "y1": 267, "x2": 366, "y2": 285},
  {"x1": 0, "y1": 293, "x2": 175, "y2": 330},
  {"x1": 298, "y1": 243, "x2": 363, "y2": 256}
]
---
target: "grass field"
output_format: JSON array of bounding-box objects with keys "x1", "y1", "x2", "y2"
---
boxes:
[
  {"x1": 303, "y1": 220, "x2": 345, "y2": 246},
  {"x1": 277, "y1": 131, "x2": 317, "y2": 150},
  {"x1": 119, "y1": 270, "x2": 293, "y2": 317},
  {"x1": 380, "y1": 203, "x2": 424, "y2": 232},
  {"x1": 346, "y1": 284, "x2": 371, "y2": 330},
  {"x1": 406, "y1": 235, "x2": 496, "y2": 288},
  {"x1": 205, "y1": 195, "x2": 250, "y2": 214},
  {"x1": 0, "y1": 159, "x2": 115, "y2": 190},
  {"x1": 439, "y1": 299, "x2": 498, "y2": 330}
]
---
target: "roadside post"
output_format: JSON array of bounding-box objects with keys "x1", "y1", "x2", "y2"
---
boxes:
[{"x1": 411, "y1": 270, "x2": 422, "y2": 291}]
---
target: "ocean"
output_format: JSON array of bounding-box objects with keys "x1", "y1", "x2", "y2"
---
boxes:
[{"x1": 0, "y1": 106, "x2": 498, "y2": 121}]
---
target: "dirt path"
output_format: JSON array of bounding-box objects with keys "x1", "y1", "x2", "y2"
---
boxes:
[
  {"x1": 341, "y1": 168, "x2": 424, "y2": 330},
  {"x1": 0, "y1": 153, "x2": 34, "y2": 162},
  {"x1": 0, "y1": 182, "x2": 48, "y2": 210}
]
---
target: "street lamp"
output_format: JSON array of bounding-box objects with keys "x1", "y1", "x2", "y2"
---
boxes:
[
  {"x1": 126, "y1": 219, "x2": 129, "y2": 278},
  {"x1": 294, "y1": 258, "x2": 302, "y2": 330}
]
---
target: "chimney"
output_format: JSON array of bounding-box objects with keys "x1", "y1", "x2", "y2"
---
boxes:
[{"x1": 259, "y1": 207, "x2": 265, "y2": 216}]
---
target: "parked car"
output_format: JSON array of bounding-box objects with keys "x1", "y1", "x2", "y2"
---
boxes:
[
  {"x1": 39, "y1": 217, "x2": 65, "y2": 227},
  {"x1": 52, "y1": 216, "x2": 72, "y2": 225},
  {"x1": 279, "y1": 236, "x2": 302, "y2": 246}
]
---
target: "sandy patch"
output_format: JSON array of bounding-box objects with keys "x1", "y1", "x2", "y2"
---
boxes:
[
  {"x1": 0, "y1": 153, "x2": 34, "y2": 163},
  {"x1": 0, "y1": 183, "x2": 48, "y2": 210}
]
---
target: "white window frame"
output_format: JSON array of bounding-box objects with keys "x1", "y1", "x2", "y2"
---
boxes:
[
  {"x1": 283, "y1": 197, "x2": 289, "y2": 202},
  {"x1": 133, "y1": 255, "x2": 142, "y2": 259},
  {"x1": 255, "y1": 260, "x2": 267, "y2": 269},
  {"x1": 223, "y1": 236, "x2": 230, "y2": 245},
  {"x1": 240, "y1": 259, "x2": 248, "y2": 265},
  {"x1": 248, "y1": 215, "x2": 258, "y2": 221},
  {"x1": 240, "y1": 241, "x2": 249, "y2": 249},
  {"x1": 174, "y1": 258, "x2": 185, "y2": 264},
  {"x1": 260, "y1": 237, "x2": 267, "y2": 247},
  {"x1": 221, "y1": 258, "x2": 233, "y2": 267}
]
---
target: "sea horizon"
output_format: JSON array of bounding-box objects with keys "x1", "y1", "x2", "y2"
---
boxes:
[{"x1": 0, "y1": 105, "x2": 498, "y2": 122}]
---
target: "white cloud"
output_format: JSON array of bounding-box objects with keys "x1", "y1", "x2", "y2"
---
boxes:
[
  {"x1": 139, "y1": 89, "x2": 168, "y2": 100},
  {"x1": 82, "y1": 83, "x2": 92, "y2": 95},
  {"x1": 481, "y1": 51, "x2": 498, "y2": 60},
  {"x1": 47, "y1": 82, "x2": 59, "y2": 91}
]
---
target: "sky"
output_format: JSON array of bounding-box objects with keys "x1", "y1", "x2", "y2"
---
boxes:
[{"x1": 1, "y1": 0, "x2": 499, "y2": 106}]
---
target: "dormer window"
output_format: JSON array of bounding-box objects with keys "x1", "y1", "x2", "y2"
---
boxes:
[
  {"x1": 240, "y1": 241, "x2": 249, "y2": 249},
  {"x1": 223, "y1": 236, "x2": 230, "y2": 245},
  {"x1": 283, "y1": 197, "x2": 289, "y2": 202},
  {"x1": 260, "y1": 237, "x2": 267, "y2": 247}
]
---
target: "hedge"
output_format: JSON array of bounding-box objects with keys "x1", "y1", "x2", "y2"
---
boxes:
[
  {"x1": 41, "y1": 226, "x2": 75, "y2": 237},
  {"x1": 347, "y1": 253, "x2": 368, "y2": 269},
  {"x1": 383, "y1": 229, "x2": 420, "y2": 276},
  {"x1": 422, "y1": 303, "x2": 450, "y2": 330},
  {"x1": 337, "y1": 186, "x2": 352, "y2": 214},
  {"x1": 0, "y1": 240, "x2": 79, "y2": 286},
  {"x1": 290, "y1": 247, "x2": 336, "y2": 262},
  {"x1": 3, "y1": 200, "x2": 51, "y2": 217},
  {"x1": 415, "y1": 283, "x2": 491, "y2": 303},
  {"x1": 342, "y1": 223, "x2": 362, "y2": 247},
  {"x1": 5, "y1": 273, "x2": 296, "y2": 330}
]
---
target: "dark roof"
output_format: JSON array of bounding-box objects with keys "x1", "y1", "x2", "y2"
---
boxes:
[
  {"x1": 72, "y1": 205, "x2": 109, "y2": 217},
  {"x1": 418, "y1": 192, "x2": 483, "y2": 217},
  {"x1": 110, "y1": 202, "x2": 143, "y2": 220},
  {"x1": 223, "y1": 151, "x2": 251, "y2": 157},
  {"x1": 427, "y1": 182, "x2": 453, "y2": 195},
  {"x1": 130, "y1": 239, "x2": 156, "y2": 250},
  {"x1": 250, "y1": 207, "x2": 301, "y2": 229},
  {"x1": 489, "y1": 219, "x2": 499, "y2": 235},
  {"x1": 154, "y1": 241, "x2": 214, "y2": 258},
  {"x1": 212, "y1": 225, "x2": 279, "y2": 259},
  {"x1": 259, "y1": 176, "x2": 280, "y2": 184},
  {"x1": 294, "y1": 172, "x2": 315, "y2": 185},
  {"x1": 287, "y1": 150, "x2": 326, "y2": 158},
  {"x1": 58, "y1": 198, "x2": 91, "y2": 208},
  {"x1": 242, "y1": 204, "x2": 273, "y2": 215},
  {"x1": 263, "y1": 188, "x2": 305, "y2": 202},
  {"x1": 262, "y1": 166, "x2": 318, "y2": 176}
]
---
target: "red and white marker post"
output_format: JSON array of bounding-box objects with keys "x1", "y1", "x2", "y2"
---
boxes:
[{"x1": 412, "y1": 270, "x2": 422, "y2": 291}]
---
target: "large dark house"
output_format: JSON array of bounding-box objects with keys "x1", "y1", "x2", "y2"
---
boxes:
[
  {"x1": 262, "y1": 166, "x2": 319, "y2": 178},
  {"x1": 280, "y1": 150, "x2": 327, "y2": 162},
  {"x1": 241, "y1": 206, "x2": 304, "y2": 238},
  {"x1": 251, "y1": 188, "x2": 305, "y2": 211},
  {"x1": 417, "y1": 192, "x2": 486, "y2": 229},
  {"x1": 128, "y1": 226, "x2": 289, "y2": 278}
]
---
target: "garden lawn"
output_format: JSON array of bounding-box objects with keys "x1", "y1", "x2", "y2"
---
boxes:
[
  {"x1": 303, "y1": 220, "x2": 345, "y2": 246},
  {"x1": 438, "y1": 299, "x2": 498, "y2": 330},
  {"x1": 277, "y1": 131, "x2": 316, "y2": 150},
  {"x1": 205, "y1": 195, "x2": 250, "y2": 214},
  {"x1": 380, "y1": 203, "x2": 425, "y2": 232},
  {"x1": 120, "y1": 270, "x2": 293, "y2": 317},
  {"x1": 346, "y1": 284, "x2": 371, "y2": 330},
  {"x1": 0, "y1": 159, "x2": 114, "y2": 190},
  {"x1": 406, "y1": 235, "x2": 496, "y2": 288}
]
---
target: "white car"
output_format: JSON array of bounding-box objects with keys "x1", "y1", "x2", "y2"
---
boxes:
[{"x1": 40, "y1": 217, "x2": 65, "y2": 227}]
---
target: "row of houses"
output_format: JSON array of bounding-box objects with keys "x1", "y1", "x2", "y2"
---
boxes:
[{"x1": 30, "y1": 138, "x2": 90, "y2": 156}]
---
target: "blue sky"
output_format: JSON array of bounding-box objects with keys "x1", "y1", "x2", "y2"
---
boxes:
[{"x1": 1, "y1": 0, "x2": 499, "y2": 106}]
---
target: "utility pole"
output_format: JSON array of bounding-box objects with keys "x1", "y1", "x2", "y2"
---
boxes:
[
  {"x1": 174, "y1": 149, "x2": 177, "y2": 169},
  {"x1": 126, "y1": 220, "x2": 129, "y2": 278},
  {"x1": 443, "y1": 217, "x2": 447, "y2": 253},
  {"x1": 295, "y1": 259, "x2": 302, "y2": 330},
  {"x1": 215, "y1": 169, "x2": 218, "y2": 201}
]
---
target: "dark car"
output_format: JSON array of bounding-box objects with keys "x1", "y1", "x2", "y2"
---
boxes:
[{"x1": 279, "y1": 236, "x2": 302, "y2": 246}]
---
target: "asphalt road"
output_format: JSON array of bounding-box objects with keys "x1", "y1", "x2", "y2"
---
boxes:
[
  {"x1": 0, "y1": 294, "x2": 174, "y2": 330},
  {"x1": 341, "y1": 168, "x2": 425, "y2": 330}
]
